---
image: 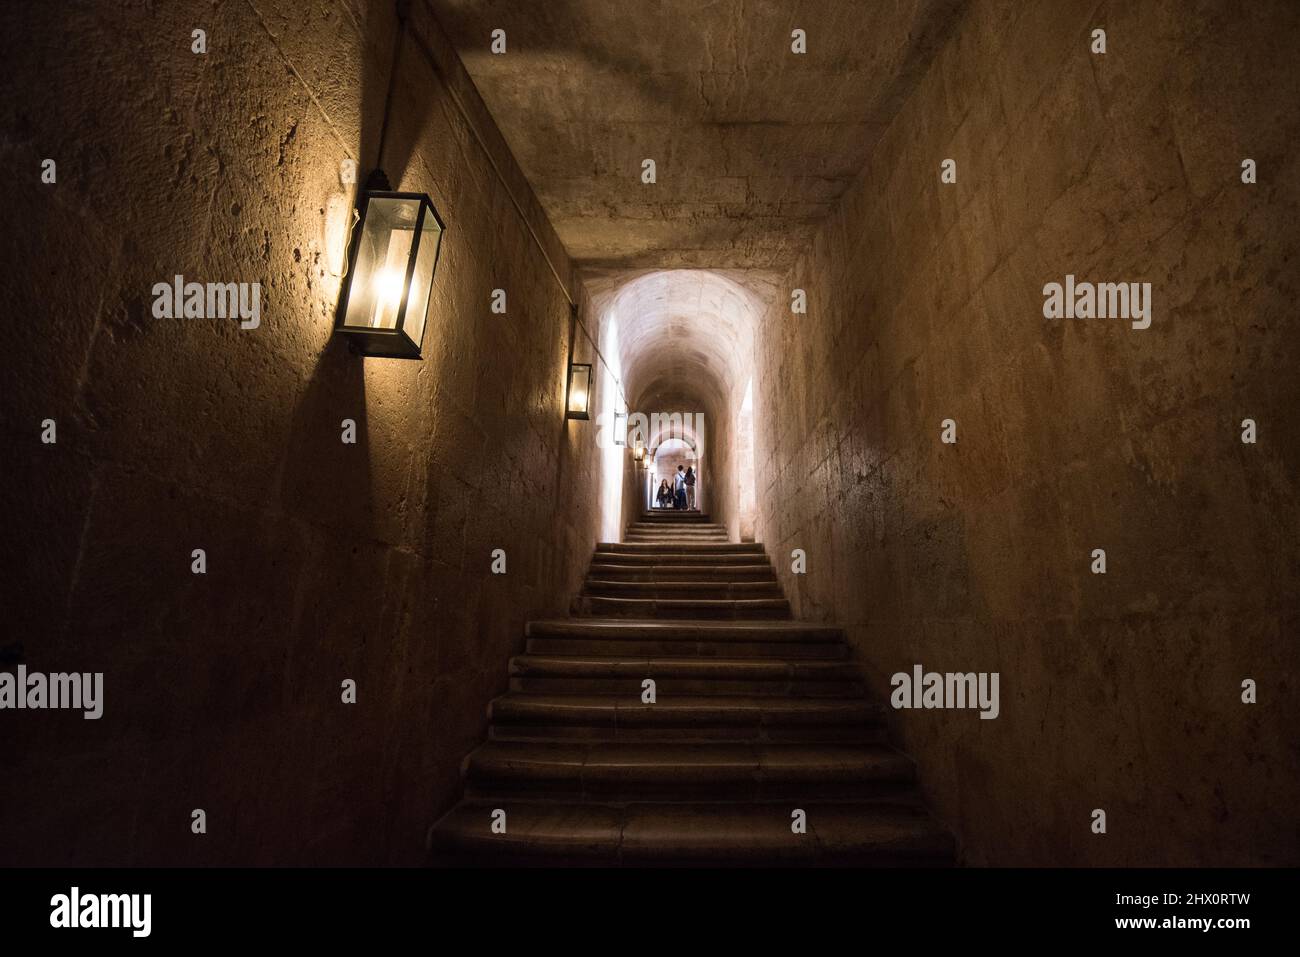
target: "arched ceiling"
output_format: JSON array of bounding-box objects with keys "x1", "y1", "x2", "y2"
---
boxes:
[
  {"x1": 588, "y1": 269, "x2": 774, "y2": 421},
  {"x1": 425, "y1": 0, "x2": 968, "y2": 440}
]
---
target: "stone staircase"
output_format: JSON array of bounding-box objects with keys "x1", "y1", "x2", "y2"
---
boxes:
[
  {"x1": 579, "y1": 514, "x2": 789, "y2": 619},
  {"x1": 427, "y1": 512, "x2": 954, "y2": 866}
]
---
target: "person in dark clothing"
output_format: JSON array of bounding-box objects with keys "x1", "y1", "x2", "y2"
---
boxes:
[
  {"x1": 656, "y1": 478, "x2": 673, "y2": 508},
  {"x1": 684, "y1": 465, "x2": 696, "y2": 510},
  {"x1": 673, "y1": 465, "x2": 687, "y2": 509}
]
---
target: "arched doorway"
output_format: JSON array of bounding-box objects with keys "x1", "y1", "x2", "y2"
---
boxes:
[
  {"x1": 586, "y1": 269, "x2": 770, "y2": 537},
  {"x1": 649, "y1": 436, "x2": 701, "y2": 511}
]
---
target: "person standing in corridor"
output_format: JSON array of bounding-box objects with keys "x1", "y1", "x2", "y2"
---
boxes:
[
  {"x1": 674, "y1": 465, "x2": 687, "y2": 509},
  {"x1": 685, "y1": 465, "x2": 697, "y2": 510},
  {"x1": 656, "y1": 478, "x2": 673, "y2": 509}
]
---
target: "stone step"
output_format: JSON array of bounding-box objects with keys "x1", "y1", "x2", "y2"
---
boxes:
[
  {"x1": 524, "y1": 619, "x2": 847, "y2": 660},
  {"x1": 428, "y1": 799, "x2": 954, "y2": 866},
  {"x1": 622, "y1": 540, "x2": 732, "y2": 548},
  {"x1": 488, "y1": 692, "x2": 883, "y2": 735},
  {"x1": 622, "y1": 540, "x2": 731, "y2": 545},
  {"x1": 598, "y1": 541, "x2": 765, "y2": 554},
  {"x1": 491, "y1": 725, "x2": 884, "y2": 744},
  {"x1": 510, "y1": 654, "x2": 860, "y2": 681},
  {"x1": 624, "y1": 530, "x2": 730, "y2": 538},
  {"x1": 577, "y1": 595, "x2": 791, "y2": 620},
  {"x1": 462, "y1": 741, "x2": 913, "y2": 800},
  {"x1": 589, "y1": 563, "x2": 776, "y2": 581},
  {"x1": 509, "y1": 654, "x2": 862, "y2": 695},
  {"x1": 624, "y1": 530, "x2": 730, "y2": 537},
  {"x1": 622, "y1": 541, "x2": 732, "y2": 548},
  {"x1": 628, "y1": 519, "x2": 727, "y2": 526},
  {"x1": 591, "y1": 551, "x2": 770, "y2": 567},
  {"x1": 527, "y1": 636, "x2": 847, "y2": 660},
  {"x1": 582, "y1": 579, "x2": 784, "y2": 600},
  {"x1": 638, "y1": 511, "x2": 711, "y2": 523},
  {"x1": 627, "y1": 522, "x2": 727, "y2": 531},
  {"x1": 525, "y1": 619, "x2": 845, "y2": 640},
  {"x1": 511, "y1": 677, "x2": 861, "y2": 696}
]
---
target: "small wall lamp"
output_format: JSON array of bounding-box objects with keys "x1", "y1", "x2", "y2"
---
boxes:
[
  {"x1": 614, "y1": 409, "x2": 628, "y2": 446},
  {"x1": 632, "y1": 443, "x2": 645, "y2": 463},
  {"x1": 334, "y1": 171, "x2": 446, "y2": 359},
  {"x1": 566, "y1": 362, "x2": 592, "y2": 420}
]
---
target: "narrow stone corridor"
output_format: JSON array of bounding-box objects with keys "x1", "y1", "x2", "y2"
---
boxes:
[
  {"x1": 429, "y1": 512, "x2": 953, "y2": 865},
  {"x1": 3, "y1": 0, "x2": 1297, "y2": 883}
]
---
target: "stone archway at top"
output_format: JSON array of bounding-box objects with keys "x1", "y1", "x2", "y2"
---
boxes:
[
  {"x1": 588, "y1": 268, "x2": 775, "y2": 528},
  {"x1": 585, "y1": 269, "x2": 776, "y2": 424}
]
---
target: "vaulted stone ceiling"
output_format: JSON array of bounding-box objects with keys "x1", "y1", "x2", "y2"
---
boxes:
[
  {"x1": 425, "y1": 0, "x2": 966, "y2": 272},
  {"x1": 425, "y1": 0, "x2": 966, "y2": 427},
  {"x1": 583, "y1": 268, "x2": 777, "y2": 412}
]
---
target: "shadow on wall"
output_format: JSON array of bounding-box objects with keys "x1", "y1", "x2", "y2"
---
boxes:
[{"x1": 280, "y1": 338, "x2": 373, "y2": 535}]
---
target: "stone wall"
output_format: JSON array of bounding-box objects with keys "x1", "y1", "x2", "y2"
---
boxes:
[
  {"x1": 0, "y1": 0, "x2": 604, "y2": 865},
  {"x1": 710, "y1": 398, "x2": 740, "y2": 538},
  {"x1": 754, "y1": 0, "x2": 1300, "y2": 865}
]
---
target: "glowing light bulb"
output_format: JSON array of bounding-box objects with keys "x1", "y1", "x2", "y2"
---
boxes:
[{"x1": 371, "y1": 267, "x2": 406, "y2": 327}]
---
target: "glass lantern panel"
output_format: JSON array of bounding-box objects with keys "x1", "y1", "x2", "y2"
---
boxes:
[
  {"x1": 568, "y1": 365, "x2": 591, "y2": 415},
  {"x1": 401, "y1": 209, "x2": 444, "y2": 347},
  {"x1": 342, "y1": 196, "x2": 422, "y2": 331}
]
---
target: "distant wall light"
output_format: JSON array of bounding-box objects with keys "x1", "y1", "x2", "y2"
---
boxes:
[
  {"x1": 566, "y1": 362, "x2": 592, "y2": 420},
  {"x1": 334, "y1": 171, "x2": 445, "y2": 359},
  {"x1": 632, "y1": 443, "x2": 645, "y2": 463}
]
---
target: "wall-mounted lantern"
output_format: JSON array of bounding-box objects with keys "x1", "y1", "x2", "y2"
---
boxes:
[
  {"x1": 614, "y1": 409, "x2": 628, "y2": 446},
  {"x1": 334, "y1": 172, "x2": 446, "y2": 359},
  {"x1": 566, "y1": 362, "x2": 592, "y2": 420},
  {"x1": 632, "y1": 443, "x2": 645, "y2": 464}
]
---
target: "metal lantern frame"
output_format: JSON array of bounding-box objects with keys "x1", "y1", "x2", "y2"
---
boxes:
[
  {"x1": 565, "y1": 361, "x2": 593, "y2": 420},
  {"x1": 334, "y1": 186, "x2": 446, "y2": 359}
]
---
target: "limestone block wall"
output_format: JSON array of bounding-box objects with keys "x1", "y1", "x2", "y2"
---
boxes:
[
  {"x1": 0, "y1": 0, "x2": 604, "y2": 864},
  {"x1": 754, "y1": 0, "x2": 1300, "y2": 865}
]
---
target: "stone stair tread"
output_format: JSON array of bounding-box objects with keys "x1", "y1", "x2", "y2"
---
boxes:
[
  {"x1": 589, "y1": 564, "x2": 776, "y2": 579},
  {"x1": 428, "y1": 800, "x2": 952, "y2": 864},
  {"x1": 587, "y1": 553, "x2": 771, "y2": 566},
  {"x1": 579, "y1": 596, "x2": 791, "y2": 619},
  {"x1": 510, "y1": 655, "x2": 859, "y2": 679},
  {"x1": 583, "y1": 580, "x2": 782, "y2": 596},
  {"x1": 624, "y1": 532, "x2": 730, "y2": 535},
  {"x1": 526, "y1": 619, "x2": 844, "y2": 639},
  {"x1": 627, "y1": 526, "x2": 729, "y2": 531},
  {"x1": 526, "y1": 640, "x2": 848, "y2": 662},
  {"x1": 624, "y1": 540, "x2": 731, "y2": 545},
  {"x1": 599, "y1": 542, "x2": 765, "y2": 552},
  {"x1": 584, "y1": 578, "x2": 778, "y2": 586},
  {"x1": 467, "y1": 740, "x2": 914, "y2": 778},
  {"x1": 489, "y1": 692, "x2": 883, "y2": 725},
  {"x1": 582, "y1": 597, "x2": 789, "y2": 608},
  {"x1": 627, "y1": 526, "x2": 728, "y2": 532}
]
